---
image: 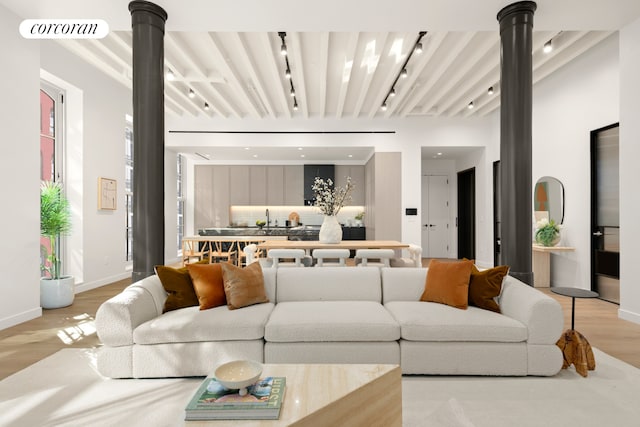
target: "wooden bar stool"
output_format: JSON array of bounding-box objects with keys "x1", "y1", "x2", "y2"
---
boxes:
[{"x1": 209, "y1": 240, "x2": 237, "y2": 264}]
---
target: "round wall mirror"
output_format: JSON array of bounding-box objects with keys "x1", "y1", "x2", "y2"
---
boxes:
[{"x1": 534, "y1": 176, "x2": 564, "y2": 224}]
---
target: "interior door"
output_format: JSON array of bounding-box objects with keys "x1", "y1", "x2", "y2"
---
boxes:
[
  {"x1": 591, "y1": 123, "x2": 620, "y2": 303},
  {"x1": 422, "y1": 175, "x2": 450, "y2": 258},
  {"x1": 457, "y1": 168, "x2": 476, "y2": 260}
]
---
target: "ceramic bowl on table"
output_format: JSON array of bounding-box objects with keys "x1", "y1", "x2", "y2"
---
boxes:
[{"x1": 214, "y1": 360, "x2": 263, "y2": 396}]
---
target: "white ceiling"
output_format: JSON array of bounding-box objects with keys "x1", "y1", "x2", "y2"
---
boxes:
[{"x1": 3, "y1": 0, "x2": 639, "y2": 161}]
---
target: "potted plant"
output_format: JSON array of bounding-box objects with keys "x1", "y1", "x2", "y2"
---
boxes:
[
  {"x1": 40, "y1": 181, "x2": 74, "y2": 308},
  {"x1": 354, "y1": 211, "x2": 365, "y2": 227}
]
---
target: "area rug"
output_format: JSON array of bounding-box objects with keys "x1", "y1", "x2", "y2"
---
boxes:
[{"x1": 1, "y1": 348, "x2": 639, "y2": 426}]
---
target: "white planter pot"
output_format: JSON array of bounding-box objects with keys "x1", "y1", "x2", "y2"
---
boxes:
[
  {"x1": 40, "y1": 276, "x2": 75, "y2": 309},
  {"x1": 319, "y1": 215, "x2": 343, "y2": 244}
]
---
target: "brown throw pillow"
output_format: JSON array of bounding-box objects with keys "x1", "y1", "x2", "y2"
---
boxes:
[
  {"x1": 187, "y1": 263, "x2": 227, "y2": 310},
  {"x1": 420, "y1": 259, "x2": 474, "y2": 309},
  {"x1": 155, "y1": 265, "x2": 199, "y2": 313},
  {"x1": 221, "y1": 262, "x2": 269, "y2": 310},
  {"x1": 468, "y1": 265, "x2": 509, "y2": 313}
]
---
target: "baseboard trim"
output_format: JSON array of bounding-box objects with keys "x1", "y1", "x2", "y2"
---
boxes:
[
  {"x1": 0, "y1": 307, "x2": 42, "y2": 331},
  {"x1": 75, "y1": 272, "x2": 131, "y2": 294},
  {"x1": 619, "y1": 308, "x2": 640, "y2": 325}
]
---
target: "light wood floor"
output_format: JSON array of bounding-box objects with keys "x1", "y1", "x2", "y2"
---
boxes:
[{"x1": 1, "y1": 272, "x2": 639, "y2": 381}]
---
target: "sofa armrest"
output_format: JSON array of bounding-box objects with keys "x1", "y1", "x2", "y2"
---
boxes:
[
  {"x1": 499, "y1": 276, "x2": 563, "y2": 345},
  {"x1": 96, "y1": 280, "x2": 164, "y2": 347}
]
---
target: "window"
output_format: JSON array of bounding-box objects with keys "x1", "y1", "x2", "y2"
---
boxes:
[
  {"x1": 40, "y1": 83, "x2": 64, "y2": 276},
  {"x1": 125, "y1": 115, "x2": 134, "y2": 261},
  {"x1": 177, "y1": 154, "x2": 185, "y2": 255}
]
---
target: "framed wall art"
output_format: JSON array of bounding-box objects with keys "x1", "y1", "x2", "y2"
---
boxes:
[{"x1": 98, "y1": 177, "x2": 117, "y2": 210}]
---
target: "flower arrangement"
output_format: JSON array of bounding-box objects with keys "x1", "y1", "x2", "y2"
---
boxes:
[
  {"x1": 312, "y1": 176, "x2": 354, "y2": 216},
  {"x1": 535, "y1": 217, "x2": 561, "y2": 247}
]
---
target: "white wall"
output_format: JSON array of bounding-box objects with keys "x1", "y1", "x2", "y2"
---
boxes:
[
  {"x1": 619, "y1": 18, "x2": 640, "y2": 324},
  {"x1": 0, "y1": 5, "x2": 41, "y2": 329},
  {"x1": 39, "y1": 41, "x2": 133, "y2": 291},
  {"x1": 532, "y1": 33, "x2": 620, "y2": 290}
]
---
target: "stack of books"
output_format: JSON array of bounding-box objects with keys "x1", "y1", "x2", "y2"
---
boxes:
[{"x1": 184, "y1": 376, "x2": 286, "y2": 420}]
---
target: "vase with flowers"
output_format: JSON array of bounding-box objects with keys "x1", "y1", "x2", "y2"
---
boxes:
[
  {"x1": 312, "y1": 176, "x2": 354, "y2": 243},
  {"x1": 534, "y1": 217, "x2": 561, "y2": 247}
]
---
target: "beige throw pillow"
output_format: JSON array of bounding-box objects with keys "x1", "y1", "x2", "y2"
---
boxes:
[{"x1": 221, "y1": 262, "x2": 269, "y2": 310}]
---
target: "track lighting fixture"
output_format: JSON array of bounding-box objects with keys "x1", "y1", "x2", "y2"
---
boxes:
[
  {"x1": 278, "y1": 32, "x2": 288, "y2": 55},
  {"x1": 380, "y1": 31, "x2": 427, "y2": 114},
  {"x1": 543, "y1": 39, "x2": 553, "y2": 53},
  {"x1": 188, "y1": 89, "x2": 195, "y2": 98},
  {"x1": 467, "y1": 101, "x2": 474, "y2": 109},
  {"x1": 166, "y1": 69, "x2": 175, "y2": 81},
  {"x1": 278, "y1": 32, "x2": 299, "y2": 112},
  {"x1": 204, "y1": 102, "x2": 210, "y2": 111},
  {"x1": 487, "y1": 86, "x2": 494, "y2": 95}
]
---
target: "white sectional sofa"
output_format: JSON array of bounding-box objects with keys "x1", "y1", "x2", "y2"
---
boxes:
[{"x1": 95, "y1": 266, "x2": 564, "y2": 378}]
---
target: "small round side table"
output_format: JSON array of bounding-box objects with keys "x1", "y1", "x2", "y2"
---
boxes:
[{"x1": 551, "y1": 287, "x2": 599, "y2": 377}]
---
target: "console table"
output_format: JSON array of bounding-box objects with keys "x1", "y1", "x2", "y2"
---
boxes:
[{"x1": 532, "y1": 244, "x2": 575, "y2": 287}]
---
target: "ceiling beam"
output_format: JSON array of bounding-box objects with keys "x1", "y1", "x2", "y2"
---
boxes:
[
  {"x1": 287, "y1": 32, "x2": 309, "y2": 118},
  {"x1": 318, "y1": 32, "x2": 330, "y2": 118},
  {"x1": 352, "y1": 32, "x2": 389, "y2": 118},
  {"x1": 259, "y1": 32, "x2": 291, "y2": 119},
  {"x1": 335, "y1": 32, "x2": 360, "y2": 118}
]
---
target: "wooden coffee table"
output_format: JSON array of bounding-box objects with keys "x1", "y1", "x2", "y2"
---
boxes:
[{"x1": 185, "y1": 364, "x2": 402, "y2": 426}]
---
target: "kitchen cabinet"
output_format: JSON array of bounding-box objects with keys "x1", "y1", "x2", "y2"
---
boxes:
[
  {"x1": 284, "y1": 165, "x2": 304, "y2": 205},
  {"x1": 335, "y1": 165, "x2": 365, "y2": 205},
  {"x1": 249, "y1": 165, "x2": 267, "y2": 205},
  {"x1": 194, "y1": 165, "x2": 230, "y2": 229},
  {"x1": 266, "y1": 166, "x2": 285, "y2": 205},
  {"x1": 304, "y1": 164, "x2": 335, "y2": 203},
  {"x1": 229, "y1": 165, "x2": 250, "y2": 205}
]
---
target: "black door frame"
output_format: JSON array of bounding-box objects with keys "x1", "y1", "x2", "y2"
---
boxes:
[
  {"x1": 457, "y1": 167, "x2": 476, "y2": 260},
  {"x1": 590, "y1": 122, "x2": 620, "y2": 299}
]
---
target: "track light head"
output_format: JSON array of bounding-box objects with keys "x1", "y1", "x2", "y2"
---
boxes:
[
  {"x1": 204, "y1": 102, "x2": 210, "y2": 111},
  {"x1": 290, "y1": 88, "x2": 295, "y2": 97},
  {"x1": 400, "y1": 68, "x2": 408, "y2": 79},
  {"x1": 166, "y1": 69, "x2": 175, "y2": 81},
  {"x1": 381, "y1": 102, "x2": 388, "y2": 111},
  {"x1": 414, "y1": 42, "x2": 423, "y2": 54},
  {"x1": 293, "y1": 100, "x2": 298, "y2": 111},
  {"x1": 188, "y1": 89, "x2": 195, "y2": 98},
  {"x1": 285, "y1": 68, "x2": 291, "y2": 79},
  {"x1": 467, "y1": 101, "x2": 474, "y2": 109},
  {"x1": 389, "y1": 88, "x2": 396, "y2": 97},
  {"x1": 543, "y1": 40, "x2": 553, "y2": 53},
  {"x1": 487, "y1": 87, "x2": 494, "y2": 95}
]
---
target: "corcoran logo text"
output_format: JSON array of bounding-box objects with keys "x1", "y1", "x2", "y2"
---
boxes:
[{"x1": 20, "y1": 19, "x2": 109, "y2": 39}]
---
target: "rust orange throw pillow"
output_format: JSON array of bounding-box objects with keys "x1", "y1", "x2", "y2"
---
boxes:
[
  {"x1": 187, "y1": 263, "x2": 227, "y2": 310},
  {"x1": 420, "y1": 259, "x2": 474, "y2": 309},
  {"x1": 155, "y1": 265, "x2": 199, "y2": 313},
  {"x1": 468, "y1": 265, "x2": 509, "y2": 313},
  {"x1": 221, "y1": 262, "x2": 269, "y2": 310}
]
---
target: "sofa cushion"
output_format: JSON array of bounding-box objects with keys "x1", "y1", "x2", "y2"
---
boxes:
[
  {"x1": 385, "y1": 301, "x2": 527, "y2": 342},
  {"x1": 468, "y1": 265, "x2": 509, "y2": 313},
  {"x1": 155, "y1": 265, "x2": 199, "y2": 313},
  {"x1": 133, "y1": 302, "x2": 275, "y2": 344},
  {"x1": 221, "y1": 262, "x2": 269, "y2": 310},
  {"x1": 265, "y1": 301, "x2": 400, "y2": 342},
  {"x1": 187, "y1": 263, "x2": 227, "y2": 310},
  {"x1": 276, "y1": 266, "x2": 382, "y2": 302},
  {"x1": 420, "y1": 259, "x2": 474, "y2": 309}
]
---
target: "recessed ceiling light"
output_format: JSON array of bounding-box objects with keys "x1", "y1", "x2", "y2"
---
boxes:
[
  {"x1": 300, "y1": 154, "x2": 305, "y2": 158},
  {"x1": 348, "y1": 154, "x2": 353, "y2": 158},
  {"x1": 244, "y1": 147, "x2": 250, "y2": 150},
  {"x1": 297, "y1": 147, "x2": 303, "y2": 151},
  {"x1": 437, "y1": 152, "x2": 443, "y2": 156},
  {"x1": 252, "y1": 154, "x2": 258, "y2": 158}
]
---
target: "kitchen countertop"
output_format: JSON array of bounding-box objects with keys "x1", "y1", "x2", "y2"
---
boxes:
[{"x1": 199, "y1": 226, "x2": 321, "y2": 237}]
